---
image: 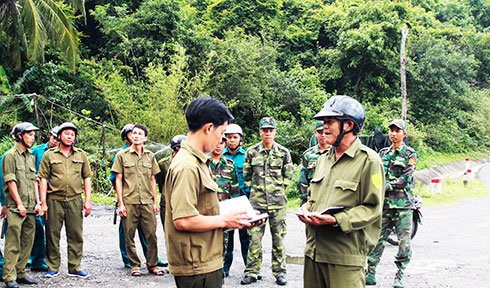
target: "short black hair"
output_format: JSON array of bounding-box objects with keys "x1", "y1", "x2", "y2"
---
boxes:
[
  {"x1": 132, "y1": 124, "x2": 149, "y2": 136},
  {"x1": 186, "y1": 97, "x2": 234, "y2": 132}
]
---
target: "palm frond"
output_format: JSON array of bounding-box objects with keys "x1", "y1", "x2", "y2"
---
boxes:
[{"x1": 22, "y1": 0, "x2": 48, "y2": 64}]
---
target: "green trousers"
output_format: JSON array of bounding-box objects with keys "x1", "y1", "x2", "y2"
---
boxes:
[
  {"x1": 123, "y1": 204, "x2": 158, "y2": 269},
  {"x1": 3, "y1": 210, "x2": 35, "y2": 282},
  {"x1": 367, "y1": 209, "x2": 413, "y2": 276},
  {"x1": 304, "y1": 256, "x2": 365, "y2": 288},
  {"x1": 174, "y1": 268, "x2": 223, "y2": 288},
  {"x1": 244, "y1": 208, "x2": 286, "y2": 278},
  {"x1": 45, "y1": 197, "x2": 84, "y2": 273},
  {"x1": 159, "y1": 199, "x2": 165, "y2": 232}
]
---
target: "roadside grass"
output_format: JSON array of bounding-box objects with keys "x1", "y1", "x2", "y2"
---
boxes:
[
  {"x1": 414, "y1": 178, "x2": 490, "y2": 207},
  {"x1": 91, "y1": 193, "x2": 116, "y2": 206},
  {"x1": 417, "y1": 151, "x2": 489, "y2": 170}
]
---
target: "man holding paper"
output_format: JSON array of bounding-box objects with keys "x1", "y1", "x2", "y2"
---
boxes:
[
  {"x1": 241, "y1": 117, "x2": 294, "y2": 286},
  {"x1": 297, "y1": 96, "x2": 384, "y2": 288},
  {"x1": 164, "y1": 97, "x2": 256, "y2": 288}
]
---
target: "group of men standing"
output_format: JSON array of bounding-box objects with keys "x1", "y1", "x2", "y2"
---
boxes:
[{"x1": 0, "y1": 94, "x2": 417, "y2": 288}]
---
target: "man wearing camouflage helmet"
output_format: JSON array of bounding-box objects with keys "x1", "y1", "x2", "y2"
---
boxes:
[
  {"x1": 39, "y1": 122, "x2": 92, "y2": 279},
  {"x1": 366, "y1": 119, "x2": 417, "y2": 288},
  {"x1": 2, "y1": 122, "x2": 43, "y2": 288},
  {"x1": 298, "y1": 120, "x2": 330, "y2": 206},
  {"x1": 241, "y1": 117, "x2": 294, "y2": 286},
  {"x1": 29, "y1": 125, "x2": 59, "y2": 272},
  {"x1": 297, "y1": 95, "x2": 384, "y2": 287}
]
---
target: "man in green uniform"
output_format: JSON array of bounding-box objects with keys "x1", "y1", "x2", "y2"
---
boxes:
[
  {"x1": 298, "y1": 120, "x2": 330, "y2": 206},
  {"x1": 241, "y1": 117, "x2": 294, "y2": 286},
  {"x1": 156, "y1": 134, "x2": 186, "y2": 232},
  {"x1": 366, "y1": 119, "x2": 417, "y2": 288},
  {"x1": 112, "y1": 124, "x2": 163, "y2": 277},
  {"x1": 222, "y1": 124, "x2": 251, "y2": 277},
  {"x1": 209, "y1": 134, "x2": 240, "y2": 201},
  {"x1": 29, "y1": 126, "x2": 59, "y2": 272},
  {"x1": 39, "y1": 122, "x2": 92, "y2": 279},
  {"x1": 2, "y1": 123, "x2": 42, "y2": 288},
  {"x1": 297, "y1": 95, "x2": 384, "y2": 288},
  {"x1": 165, "y1": 97, "x2": 256, "y2": 288}
]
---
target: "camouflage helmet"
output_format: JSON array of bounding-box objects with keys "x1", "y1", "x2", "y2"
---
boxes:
[
  {"x1": 314, "y1": 95, "x2": 365, "y2": 146},
  {"x1": 389, "y1": 119, "x2": 407, "y2": 131},
  {"x1": 57, "y1": 122, "x2": 78, "y2": 138},
  {"x1": 224, "y1": 123, "x2": 243, "y2": 137},
  {"x1": 120, "y1": 124, "x2": 134, "y2": 141},
  {"x1": 170, "y1": 135, "x2": 186, "y2": 151}
]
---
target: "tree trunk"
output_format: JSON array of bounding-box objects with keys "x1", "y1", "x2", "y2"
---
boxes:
[{"x1": 401, "y1": 27, "x2": 409, "y2": 121}]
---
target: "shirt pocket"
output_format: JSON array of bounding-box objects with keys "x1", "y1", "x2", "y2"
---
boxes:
[
  {"x1": 392, "y1": 159, "x2": 407, "y2": 177},
  {"x1": 71, "y1": 159, "x2": 84, "y2": 176},
  {"x1": 50, "y1": 159, "x2": 63, "y2": 175},
  {"x1": 202, "y1": 180, "x2": 219, "y2": 216},
  {"x1": 333, "y1": 179, "x2": 359, "y2": 206},
  {"x1": 308, "y1": 174, "x2": 325, "y2": 204},
  {"x1": 142, "y1": 162, "x2": 153, "y2": 177},
  {"x1": 123, "y1": 162, "x2": 136, "y2": 176},
  {"x1": 251, "y1": 157, "x2": 262, "y2": 174},
  {"x1": 268, "y1": 158, "x2": 283, "y2": 179},
  {"x1": 28, "y1": 167, "x2": 37, "y2": 181}
]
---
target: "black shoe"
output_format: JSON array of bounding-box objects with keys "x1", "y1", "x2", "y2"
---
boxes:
[
  {"x1": 276, "y1": 276, "x2": 287, "y2": 286},
  {"x1": 240, "y1": 276, "x2": 257, "y2": 285},
  {"x1": 5, "y1": 281, "x2": 19, "y2": 288},
  {"x1": 257, "y1": 274, "x2": 263, "y2": 280},
  {"x1": 30, "y1": 265, "x2": 48, "y2": 272},
  {"x1": 17, "y1": 277, "x2": 38, "y2": 285}
]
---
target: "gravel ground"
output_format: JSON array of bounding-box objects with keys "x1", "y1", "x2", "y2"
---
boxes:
[{"x1": 5, "y1": 182, "x2": 489, "y2": 288}]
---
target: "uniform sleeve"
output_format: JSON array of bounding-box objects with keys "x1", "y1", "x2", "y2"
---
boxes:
[
  {"x1": 151, "y1": 156, "x2": 161, "y2": 176},
  {"x1": 387, "y1": 151, "x2": 417, "y2": 191},
  {"x1": 2, "y1": 152, "x2": 16, "y2": 184},
  {"x1": 335, "y1": 155, "x2": 385, "y2": 233},
  {"x1": 111, "y1": 153, "x2": 124, "y2": 175},
  {"x1": 282, "y1": 149, "x2": 294, "y2": 186},
  {"x1": 169, "y1": 162, "x2": 200, "y2": 220},
  {"x1": 297, "y1": 153, "x2": 309, "y2": 199},
  {"x1": 243, "y1": 150, "x2": 253, "y2": 188},
  {"x1": 156, "y1": 159, "x2": 168, "y2": 194},
  {"x1": 38, "y1": 152, "x2": 50, "y2": 179},
  {"x1": 81, "y1": 152, "x2": 92, "y2": 179}
]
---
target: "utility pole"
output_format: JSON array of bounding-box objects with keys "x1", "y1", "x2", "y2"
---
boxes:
[
  {"x1": 33, "y1": 93, "x2": 41, "y2": 142},
  {"x1": 400, "y1": 27, "x2": 409, "y2": 121}
]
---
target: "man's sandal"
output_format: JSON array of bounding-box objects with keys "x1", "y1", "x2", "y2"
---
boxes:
[
  {"x1": 149, "y1": 267, "x2": 165, "y2": 276},
  {"x1": 131, "y1": 267, "x2": 142, "y2": 276}
]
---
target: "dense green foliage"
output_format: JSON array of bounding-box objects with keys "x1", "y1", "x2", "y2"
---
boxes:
[{"x1": 1, "y1": 0, "x2": 489, "y2": 194}]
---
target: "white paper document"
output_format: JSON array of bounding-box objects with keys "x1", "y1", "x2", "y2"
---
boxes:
[{"x1": 219, "y1": 195, "x2": 269, "y2": 223}]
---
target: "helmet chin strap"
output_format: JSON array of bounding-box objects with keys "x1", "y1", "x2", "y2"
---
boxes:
[
  {"x1": 18, "y1": 135, "x2": 33, "y2": 149},
  {"x1": 332, "y1": 119, "x2": 354, "y2": 147}
]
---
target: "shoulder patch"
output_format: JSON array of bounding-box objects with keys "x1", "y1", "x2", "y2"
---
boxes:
[
  {"x1": 188, "y1": 157, "x2": 197, "y2": 163},
  {"x1": 408, "y1": 158, "x2": 416, "y2": 166},
  {"x1": 371, "y1": 173, "x2": 382, "y2": 189}
]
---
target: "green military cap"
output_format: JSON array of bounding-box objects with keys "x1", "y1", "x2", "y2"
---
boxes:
[
  {"x1": 389, "y1": 119, "x2": 407, "y2": 131},
  {"x1": 259, "y1": 117, "x2": 277, "y2": 129},
  {"x1": 315, "y1": 120, "x2": 324, "y2": 131}
]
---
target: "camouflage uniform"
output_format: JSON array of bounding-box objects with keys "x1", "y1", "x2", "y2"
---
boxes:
[
  {"x1": 367, "y1": 143, "x2": 417, "y2": 285},
  {"x1": 298, "y1": 145, "x2": 329, "y2": 206},
  {"x1": 243, "y1": 141, "x2": 294, "y2": 279},
  {"x1": 208, "y1": 155, "x2": 239, "y2": 257},
  {"x1": 208, "y1": 155, "x2": 240, "y2": 201}
]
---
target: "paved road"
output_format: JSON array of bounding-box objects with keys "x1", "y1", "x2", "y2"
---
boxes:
[{"x1": 7, "y1": 193, "x2": 490, "y2": 287}]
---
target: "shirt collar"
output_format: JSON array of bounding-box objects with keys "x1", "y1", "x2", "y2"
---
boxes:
[
  {"x1": 14, "y1": 143, "x2": 30, "y2": 155},
  {"x1": 224, "y1": 146, "x2": 246, "y2": 155},
  {"x1": 258, "y1": 142, "x2": 278, "y2": 153},
  {"x1": 181, "y1": 140, "x2": 210, "y2": 165},
  {"x1": 327, "y1": 137, "x2": 361, "y2": 160},
  {"x1": 54, "y1": 145, "x2": 77, "y2": 155}
]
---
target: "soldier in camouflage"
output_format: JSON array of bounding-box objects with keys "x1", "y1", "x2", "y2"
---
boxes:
[
  {"x1": 208, "y1": 134, "x2": 240, "y2": 266},
  {"x1": 241, "y1": 117, "x2": 294, "y2": 286},
  {"x1": 366, "y1": 119, "x2": 417, "y2": 288},
  {"x1": 208, "y1": 135, "x2": 240, "y2": 201},
  {"x1": 298, "y1": 120, "x2": 330, "y2": 205}
]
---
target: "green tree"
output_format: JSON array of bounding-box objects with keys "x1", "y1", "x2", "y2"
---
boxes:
[{"x1": 0, "y1": 0, "x2": 84, "y2": 72}]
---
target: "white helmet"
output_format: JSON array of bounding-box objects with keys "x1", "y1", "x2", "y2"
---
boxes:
[{"x1": 224, "y1": 124, "x2": 243, "y2": 136}]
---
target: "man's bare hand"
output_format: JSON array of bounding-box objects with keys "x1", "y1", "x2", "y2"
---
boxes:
[
  {"x1": 308, "y1": 213, "x2": 337, "y2": 226},
  {"x1": 118, "y1": 203, "x2": 127, "y2": 217},
  {"x1": 223, "y1": 211, "x2": 252, "y2": 229}
]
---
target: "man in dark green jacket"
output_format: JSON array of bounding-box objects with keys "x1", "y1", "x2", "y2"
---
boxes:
[{"x1": 297, "y1": 96, "x2": 384, "y2": 288}]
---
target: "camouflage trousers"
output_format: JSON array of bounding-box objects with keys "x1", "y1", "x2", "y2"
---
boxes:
[
  {"x1": 244, "y1": 208, "x2": 286, "y2": 278},
  {"x1": 367, "y1": 209, "x2": 412, "y2": 276}
]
